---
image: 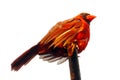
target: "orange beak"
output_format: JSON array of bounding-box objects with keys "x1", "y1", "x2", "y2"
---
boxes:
[{"x1": 86, "y1": 15, "x2": 96, "y2": 21}]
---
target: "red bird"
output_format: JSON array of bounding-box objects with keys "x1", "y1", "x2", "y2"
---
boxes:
[{"x1": 11, "y1": 13, "x2": 96, "y2": 71}]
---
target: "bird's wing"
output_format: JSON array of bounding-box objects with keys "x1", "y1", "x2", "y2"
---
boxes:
[
  {"x1": 50, "y1": 19, "x2": 86, "y2": 57},
  {"x1": 40, "y1": 18, "x2": 80, "y2": 45}
]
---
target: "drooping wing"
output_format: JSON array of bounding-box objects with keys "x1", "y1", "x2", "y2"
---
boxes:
[
  {"x1": 51, "y1": 23, "x2": 83, "y2": 56},
  {"x1": 50, "y1": 26, "x2": 79, "y2": 47},
  {"x1": 40, "y1": 18, "x2": 74, "y2": 44},
  {"x1": 40, "y1": 17, "x2": 85, "y2": 57}
]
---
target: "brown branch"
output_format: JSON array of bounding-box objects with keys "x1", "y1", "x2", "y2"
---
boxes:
[{"x1": 69, "y1": 48, "x2": 81, "y2": 80}]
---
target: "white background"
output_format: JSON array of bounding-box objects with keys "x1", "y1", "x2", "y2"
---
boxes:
[{"x1": 0, "y1": 0, "x2": 120, "y2": 80}]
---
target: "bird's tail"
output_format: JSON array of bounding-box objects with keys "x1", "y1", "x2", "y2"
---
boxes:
[{"x1": 11, "y1": 44, "x2": 40, "y2": 71}]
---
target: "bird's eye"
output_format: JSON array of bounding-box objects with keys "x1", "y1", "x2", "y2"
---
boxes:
[
  {"x1": 84, "y1": 14, "x2": 90, "y2": 20},
  {"x1": 80, "y1": 13, "x2": 90, "y2": 19},
  {"x1": 80, "y1": 13, "x2": 90, "y2": 23}
]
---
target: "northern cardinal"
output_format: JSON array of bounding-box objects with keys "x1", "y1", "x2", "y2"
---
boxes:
[{"x1": 11, "y1": 13, "x2": 96, "y2": 71}]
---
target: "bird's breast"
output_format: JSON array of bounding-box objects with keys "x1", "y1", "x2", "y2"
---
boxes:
[{"x1": 75, "y1": 28, "x2": 90, "y2": 52}]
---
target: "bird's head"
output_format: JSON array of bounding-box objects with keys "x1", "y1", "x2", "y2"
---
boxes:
[{"x1": 79, "y1": 13, "x2": 96, "y2": 24}]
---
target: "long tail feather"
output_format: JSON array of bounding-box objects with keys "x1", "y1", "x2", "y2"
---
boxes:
[{"x1": 11, "y1": 44, "x2": 39, "y2": 71}]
